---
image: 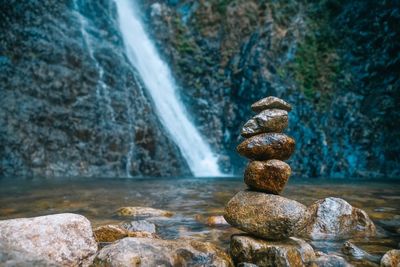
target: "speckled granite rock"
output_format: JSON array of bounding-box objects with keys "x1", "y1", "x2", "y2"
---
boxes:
[
  {"x1": 0, "y1": 213, "x2": 97, "y2": 266},
  {"x1": 380, "y1": 249, "x2": 400, "y2": 267},
  {"x1": 224, "y1": 190, "x2": 307, "y2": 240},
  {"x1": 237, "y1": 133, "x2": 295, "y2": 161},
  {"x1": 299, "y1": 197, "x2": 376, "y2": 239},
  {"x1": 244, "y1": 160, "x2": 291, "y2": 194},
  {"x1": 94, "y1": 237, "x2": 233, "y2": 266},
  {"x1": 230, "y1": 234, "x2": 315, "y2": 267}
]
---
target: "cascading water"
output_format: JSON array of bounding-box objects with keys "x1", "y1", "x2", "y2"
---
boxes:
[{"x1": 115, "y1": 0, "x2": 223, "y2": 177}]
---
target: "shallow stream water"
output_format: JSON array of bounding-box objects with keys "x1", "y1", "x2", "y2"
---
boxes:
[{"x1": 0, "y1": 177, "x2": 399, "y2": 264}]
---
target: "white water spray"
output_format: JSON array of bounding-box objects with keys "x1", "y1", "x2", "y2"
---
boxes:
[{"x1": 115, "y1": 0, "x2": 223, "y2": 176}]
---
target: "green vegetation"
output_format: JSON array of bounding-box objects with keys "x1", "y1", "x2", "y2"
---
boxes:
[{"x1": 288, "y1": 0, "x2": 342, "y2": 102}]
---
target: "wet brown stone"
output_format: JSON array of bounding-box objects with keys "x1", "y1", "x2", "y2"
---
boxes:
[
  {"x1": 380, "y1": 249, "x2": 400, "y2": 267},
  {"x1": 94, "y1": 224, "x2": 158, "y2": 243},
  {"x1": 230, "y1": 234, "x2": 315, "y2": 267},
  {"x1": 244, "y1": 160, "x2": 291, "y2": 194},
  {"x1": 224, "y1": 190, "x2": 307, "y2": 240},
  {"x1": 241, "y1": 109, "x2": 288, "y2": 138},
  {"x1": 251, "y1": 96, "x2": 292, "y2": 113},
  {"x1": 237, "y1": 133, "x2": 295, "y2": 161}
]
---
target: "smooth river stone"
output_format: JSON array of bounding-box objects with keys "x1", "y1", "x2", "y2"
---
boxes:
[
  {"x1": 0, "y1": 213, "x2": 97, "y2": 266},
  {"x1": 224, "y1": 190, "x2": 307, "y2": 240},
  {"x1": 299, "y1": 197, "x2": 376, "y2": 239},
  {"x1": 230, "y1": 235, "x2": 315, "y2": 267},
  {"x1": 237, "y1": 133, "x2": 295, "y2": 161},
  {"x1": 380, "y1": 249, "x2": 400, "y2": 267},
  {"x1": 244, "y1": 160, "x2": 291, "y2": 194},
  {"x1": 251, "y1": 96, "x2": 292, "y2": 113},
  {"x1": 241, "y1": 109, "x2": 288, "y2": 138},
  {"x1": 94, "y1": 237, "x2": 233, "y2": 266}
]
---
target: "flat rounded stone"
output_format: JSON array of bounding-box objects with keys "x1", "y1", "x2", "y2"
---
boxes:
[
  {"x1": 237, "y1": 133, "x2": 295, "y2": 161},
  {"x1": 241, "y1": 109, "x2": 288, "y2": 138},
  {"x1": 251, "y1": 96, "x2": 292, "y2": 113},
  {"x1": 230, "y1": 235, "x2": 315, "y2": 267},
  {"x1": 224, "y1": 190, "x2": 307, "y2": 240},
  {"x1": 244, "y1": 160, "x2": 291, "y2": 194},
  {"x1": 94, "y1": 237, "x2": 233, "y2": 266}
]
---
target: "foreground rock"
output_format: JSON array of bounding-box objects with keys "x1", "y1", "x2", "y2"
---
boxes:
[
  {"x1": 299, "y1": 197, "x2": 376, "y2": 239},
  {"x1": 116, "y1": 207, "x2": 174, "y2": 218},
  {"x1": 231, "y1": 234, "x2": 315, "y2": 267},
  {"x1": 0, "y1": 213, "x2": 97, "y2": 266},
  {"x1": 241, "y1": 109, "x2": 288, "y2": 137},
  {"x1": 93, "y1": 224, "x2": 157, "y2": 243},
  {"x1": 237, "y1": 133, "x2": 295, "y2": 161},
  {"x1": 380, "y1": 249, "x2": 400, "y2": 267},
  {"x1": 251, "y1": 96, "x2": 292, "y2": 113},
  {"x1": 244, "y1": 160, "x2": 291, "y2": 194},
  {"x1": 224, "y1": 190, "x2": 306, "y2": 240},
  {"x1": 94, "y1": 237, "x2": 233, "y2": 266}
]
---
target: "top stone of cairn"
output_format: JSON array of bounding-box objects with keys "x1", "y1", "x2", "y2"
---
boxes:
[{"x1": 251, "y1": 96, "x2": 292, "y2": 113}]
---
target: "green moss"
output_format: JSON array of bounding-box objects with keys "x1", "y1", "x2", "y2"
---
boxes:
[{"x1": 287, "y1": 0, "x2": 342, "y2": 103}]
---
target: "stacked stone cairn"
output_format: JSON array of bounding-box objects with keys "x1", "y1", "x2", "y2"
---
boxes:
[{"x1": 223, "y1": 96, "x2": 377, "y2": 266}]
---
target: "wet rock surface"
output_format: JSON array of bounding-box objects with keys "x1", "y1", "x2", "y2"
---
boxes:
[
  {"x1": 299, "y1": 197, "x2": 376, "y2": 239},
  {"x1": 237, "y1": 133, "x2": 295, "y2": 161},
  {"x1": 94, "y1": 237, "x2": 233, "y2": 266},
  {"x1": 244, "y1": 160, "x2": 291, "y2": 194},
  {"x1": 230, "y1": 234, "x2": 315, "y2": 267},
  {"x1": 224, "y1": 190, "x2": 307, "y2": 240},
  {"x1": 380, "y1": 249, "x2": 400, "y2": 267},
  {"x1": 93, "y1": 224, "x2": 157, "y2": 243},
  {"x1": 116, "y1": 207, "x2": 174, "y2": 218},
  {"x1": 241, "y1": 109, "x2": 288, "y2": 137},
  {"x1": 309, "y1": 252, "x2": 352, "y2": 267},
  {"x1": 251, "y1": 97, "x2": 293, "y2": 113},
  {"x1": 0, "y1": 213, "x2": 97, "y2": 266},
  {"x1": 121, "y1": 220, "x2": 156, "y2": 233}
]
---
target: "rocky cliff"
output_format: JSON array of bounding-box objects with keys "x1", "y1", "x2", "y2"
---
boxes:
[{"x1": 0, "y1": 0, "x2": 399, "y2": 178}]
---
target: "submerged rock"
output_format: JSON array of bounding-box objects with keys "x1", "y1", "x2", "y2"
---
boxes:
[
  {"x1": 251, "y1": 96, "x2": 292, "y2": 113},
  {"x1": 0, "y1": 213, "x2": 97, "y2": 266},
  {"x1": 121, "y1": 220, "x2": 157, "y2": 233},
  {"x1": 93, "y1": 224, "x2": 157, "y2": 243},
  {"x1": 241, "y1": 109, "x2": 288, "y2": 137},
  {"x1": 116, "y1": 207, "x2": 174, "y2": 218},
  {"x1": 237, "y1": 133, "x2": 295, "y2": 161},
  {"x1": 206, "y1": 215, "x2": 229, "y2": 226},
  {"x1": 230, "y1": 234, "x2": 315, "y2": 267},
  {"x1": 224, "y1": 190, "x2": 307, "y2": 240},
  {"x1": 299, "y1": 197, "x2": 376, "y2": 239},
  {"x1": 309, "y1": 252, "x2": 352, "y2": 267},
  {"x1": 244, "y1": 160, "x2": 291, "y2": 194},
  {"x1": 380, "y1": 249, "x2": 400, "y2": 267},
  {"x1": 94, "y1": 237, "x2": 233, "y2": 266},
  {"x1": 341, "y1": 241, "x2": 380, "y2": 265}
]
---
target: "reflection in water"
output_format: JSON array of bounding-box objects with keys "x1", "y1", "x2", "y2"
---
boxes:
[{"x1": 0, "y1": 177, "x2": 399, "y2": 262}]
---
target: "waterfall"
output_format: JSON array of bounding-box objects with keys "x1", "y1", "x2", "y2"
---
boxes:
[{"x1": 115, "y1": 0, "x2": 223, "y2": 177}]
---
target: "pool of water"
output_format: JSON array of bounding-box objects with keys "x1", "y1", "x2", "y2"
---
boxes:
[{"x1": 0, "y1": 177, "x2": 399, "y2": 264}]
